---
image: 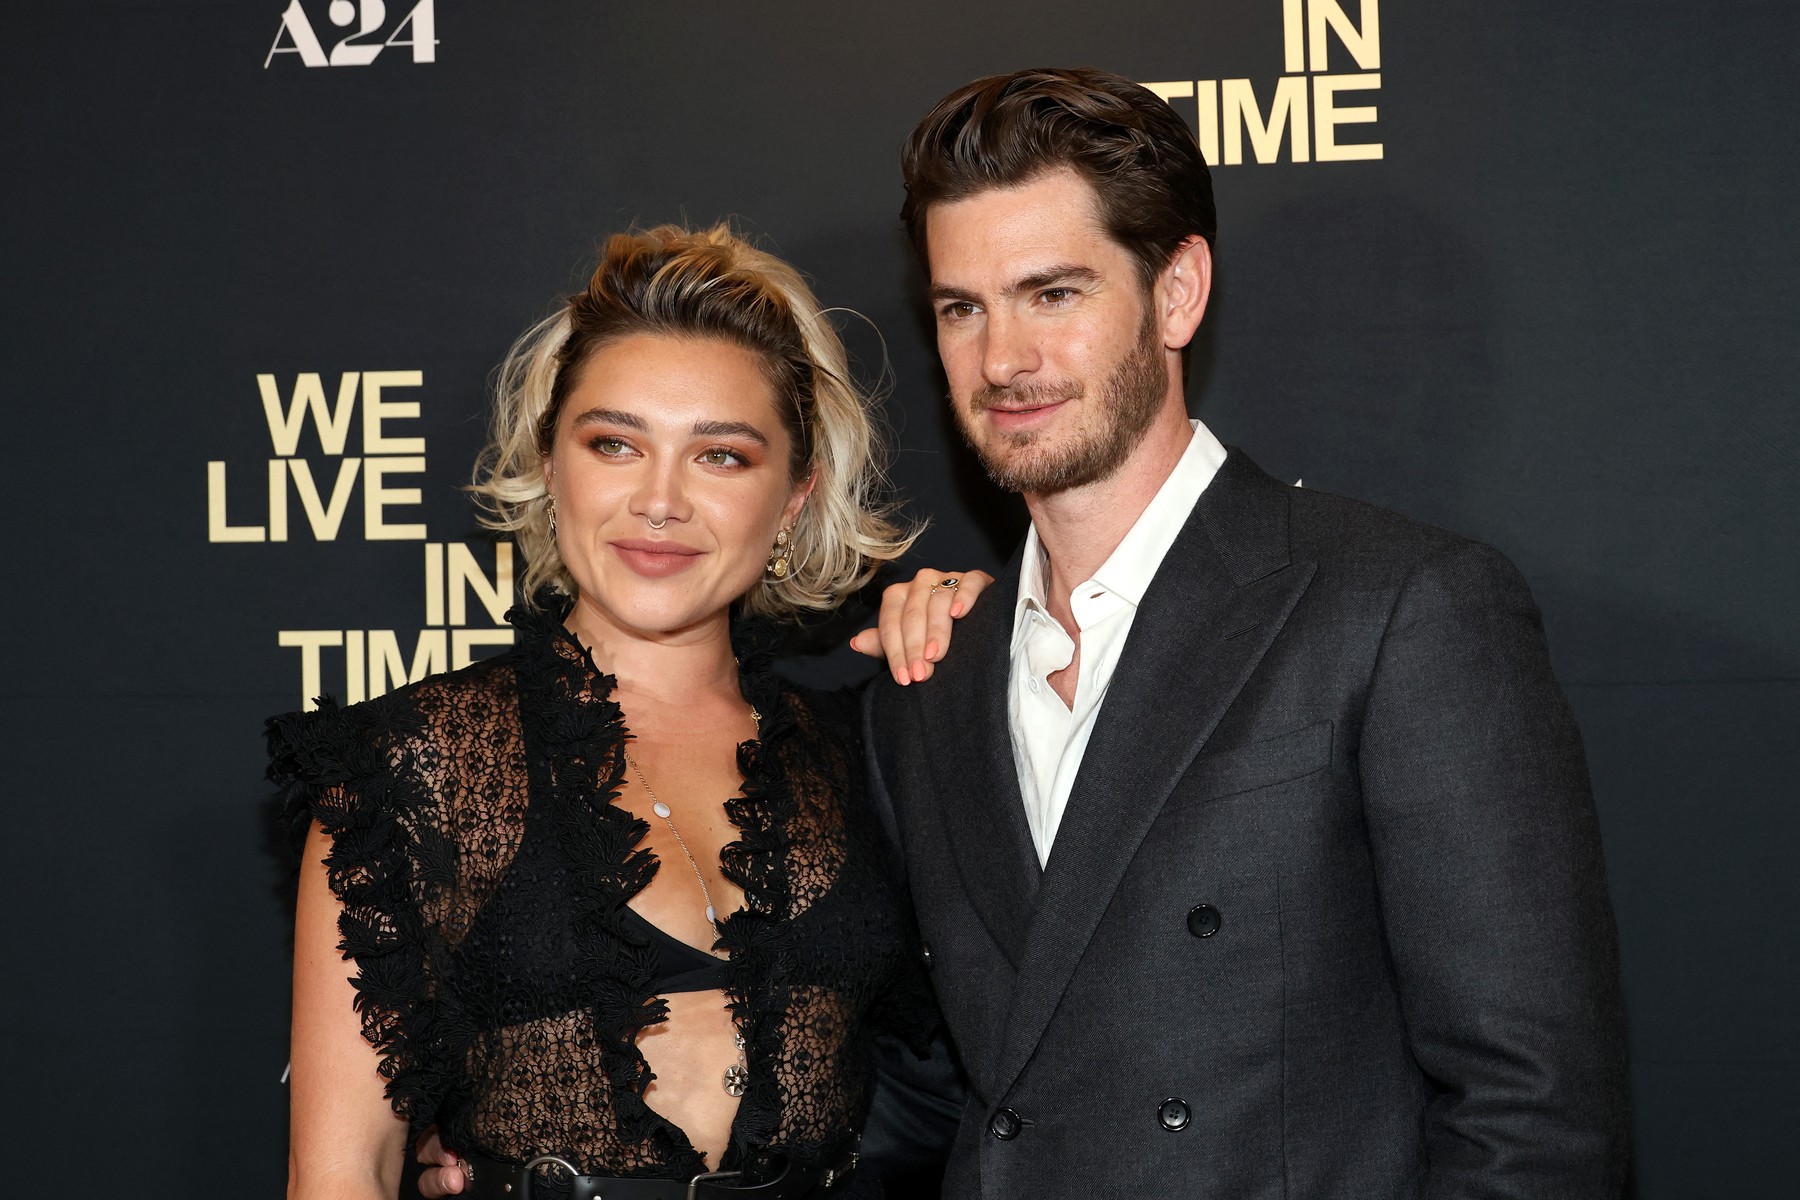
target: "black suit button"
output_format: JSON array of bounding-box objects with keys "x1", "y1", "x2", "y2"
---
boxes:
[
  {"x1": 1158, "y1": 1098, "x2": 1191, "y2": 1131},
  {"x1": 920, "y1": 941, "x2": 933, "y2": 970},
  {"x1": 989, "y1": 1107, "x2": 1022, "y2": 1140},
  {"x1": 1186, "y1": 904, "x2": 1222, "y2": 938}
]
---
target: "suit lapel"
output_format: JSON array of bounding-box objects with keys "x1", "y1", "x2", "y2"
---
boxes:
[
  {"x1": 918, "y1": 551, "x2": 1041, "y2": 968},
  {"x1": 991, "y1": 451, "x2": 1317, "y2": 1098}
]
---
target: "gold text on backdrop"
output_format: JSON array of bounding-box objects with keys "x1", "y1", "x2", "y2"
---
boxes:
[
  {"x1": 1144, "y1": 0, "x2": 1382, "y2": 165},
  {"x1": 207, "y1": 369, "x2": 516, "y2": 708}
]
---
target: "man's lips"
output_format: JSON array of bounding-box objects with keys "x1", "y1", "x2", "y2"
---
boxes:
[
  {"x1": 982, "y1": 401, "x2": 1061, "y2": 414},
  {"x1": 980, "y1": 398, "x2": 1068, "y2": 428},
  {"x1": 973, "y1": 384, "x2": 1079, "y2": 423}
]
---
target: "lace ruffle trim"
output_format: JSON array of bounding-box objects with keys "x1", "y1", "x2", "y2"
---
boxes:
[{"x1": 268, "y1": 697, "x2": 455, "y2": 1134}]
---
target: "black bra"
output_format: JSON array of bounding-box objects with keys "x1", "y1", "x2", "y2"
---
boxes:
[{"x1": 620, "y1": 907, "x2": 732, "y2": 993}]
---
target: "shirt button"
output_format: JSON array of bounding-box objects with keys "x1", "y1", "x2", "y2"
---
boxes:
[
  {"x1": 1027, "y1": 677, "x2": 1041, "y2": 694},
  {"x1": 1186, "y1": 904, "x2": 1222, "y2": 938},
  {"x1": 989, "y1": 1107, "x2": 1022, "y2": 1140},
  {"x1": 1158, "y1": 1098, "x2": 1191, "y2": 1131},
  {"x1": 920, "y1": 941, "x2": 933, "y2": 970}
]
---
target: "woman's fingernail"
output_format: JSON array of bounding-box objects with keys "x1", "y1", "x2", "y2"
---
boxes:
[
  {"x1": 951, "y1": 603, "x2": 964, "y2": 617},
  {"x1": 925, "y1": 641, "x2": 939, "y2": 659}
]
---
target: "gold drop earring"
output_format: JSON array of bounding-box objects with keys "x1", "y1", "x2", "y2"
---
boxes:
[{"x1": 766, "y1": 526, "x2": 794, "y2": 579}]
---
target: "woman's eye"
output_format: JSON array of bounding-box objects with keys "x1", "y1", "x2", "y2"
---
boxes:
[
  {"x1": 700, "y1": 447, "x2": 744, "y2": 467},
  {"x1": 591, "y1": 436, "x2": 629, "y2": 456}
]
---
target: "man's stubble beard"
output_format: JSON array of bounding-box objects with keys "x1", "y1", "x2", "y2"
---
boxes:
[{"x1": 955, "y1": 306, "x2": 1168, "y2": 495}]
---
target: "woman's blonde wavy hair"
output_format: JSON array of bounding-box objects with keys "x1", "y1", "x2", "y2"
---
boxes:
[{"x1": 470, "y1": 223, "x2": 917, "y2": 618}]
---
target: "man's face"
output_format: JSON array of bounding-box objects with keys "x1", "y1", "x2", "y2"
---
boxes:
[{"x1": 925, "y1": 167, "x2": 1169, "y2": 495}]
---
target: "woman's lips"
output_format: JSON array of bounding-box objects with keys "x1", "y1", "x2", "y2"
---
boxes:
[{"x1": 610, "y1": 539, "x2": 704, "y2": 577}]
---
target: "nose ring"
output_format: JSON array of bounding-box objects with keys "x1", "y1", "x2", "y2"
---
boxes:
[{"x1": 647, "y1": 516, "x2": 667, "y2": 530}]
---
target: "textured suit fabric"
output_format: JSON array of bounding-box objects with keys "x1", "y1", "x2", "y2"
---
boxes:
[{"x1": 863, "y1": 450, "x2": 1629, "y2": 1199}]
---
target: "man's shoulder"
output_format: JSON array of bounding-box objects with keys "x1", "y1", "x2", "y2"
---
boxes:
[
  {"x1": 1284, "y1": 483, "x2": 1504, "y2": 577},
  {"x1": 1276, "y1": 483, "x2": 1538, "y2": 623}
]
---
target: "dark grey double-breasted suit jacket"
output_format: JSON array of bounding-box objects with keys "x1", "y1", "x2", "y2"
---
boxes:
[{"x1": 863, "y1": 450, "x2": 1629, "y2": 1198}]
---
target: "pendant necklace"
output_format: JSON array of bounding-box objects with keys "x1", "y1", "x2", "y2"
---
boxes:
[{"x1": 622, "y1": 700, "x2": 761, "y2": 1097}]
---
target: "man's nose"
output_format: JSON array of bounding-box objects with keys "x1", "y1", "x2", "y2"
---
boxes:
[{"x1": 981, "y1": 311, "x2": 1040, "y2": 388}]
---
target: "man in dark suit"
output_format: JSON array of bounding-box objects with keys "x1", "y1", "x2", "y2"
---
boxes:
[{"x1": 861, "y1": 67, "x2": 1629, "y2": 1198}]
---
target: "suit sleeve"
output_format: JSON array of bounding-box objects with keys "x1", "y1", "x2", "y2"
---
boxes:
[
  {"x1": 1359, "y1": 541, "x2": 1629, "y2": 1197},
  {"x1": 856, "y1": 683, "x2": 968, "y2": 1187}
]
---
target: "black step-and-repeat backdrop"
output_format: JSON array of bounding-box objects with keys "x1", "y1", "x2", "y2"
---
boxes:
[{"x1": 6, "y1": 2, "x2": 1795, "y2": 1195}]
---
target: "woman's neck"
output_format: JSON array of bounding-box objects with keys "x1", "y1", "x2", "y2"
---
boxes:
[{"x1": 562, "y1": 595, "x2": 743, "y2": 708}]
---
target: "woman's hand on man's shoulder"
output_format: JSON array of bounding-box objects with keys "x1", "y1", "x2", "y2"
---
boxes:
[{"x1": 849, "y1": 568, "x2": 995, "y2": 685}]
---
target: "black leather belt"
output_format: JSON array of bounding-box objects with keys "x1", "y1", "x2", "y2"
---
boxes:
[{"x1": 457, "y1": 1143, "x2": 859, "y2": 1200}]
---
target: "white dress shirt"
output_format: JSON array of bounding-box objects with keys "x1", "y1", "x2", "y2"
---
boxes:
[{"x1": 1007, "y1": 419, "x2": 1228, "y2": 865}]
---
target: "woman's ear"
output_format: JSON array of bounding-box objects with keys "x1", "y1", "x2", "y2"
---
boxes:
[
  {"x1": 782, "y1": 467, "x2": 819, "y2": 527},
  {"x1": 1158, "y1": 236, "x2": 1213, "y2": 351}
]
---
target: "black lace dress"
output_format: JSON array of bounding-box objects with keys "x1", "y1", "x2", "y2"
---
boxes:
[{"x1": 268, "y1": 594, "x2": 929, "y2": 1191}]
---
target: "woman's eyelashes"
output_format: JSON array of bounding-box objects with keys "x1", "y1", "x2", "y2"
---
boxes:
[
  {"x1": 589, "y1": 434, "x2": 635, "y2": 458},
  {"x1": 583, "y1": 433, "x2": 753, "y2": 469},
  {"x1": 698, "y1": 445, "x2": 752, "y2": 469}
]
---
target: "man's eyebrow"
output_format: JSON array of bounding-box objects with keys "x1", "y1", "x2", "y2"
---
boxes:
[
  {"x1": 568, "y1": 407, "x2": 647, "y2": 430},
  {"x1": 1011, "y1": 264, "x2": 1101, "y2": 295},
  {"x1": 927, "y1": 265, "x2": 1102, "y2": 306},
  {"x1": 693, "y1": 419, "x2": 769, "y2": 447}
]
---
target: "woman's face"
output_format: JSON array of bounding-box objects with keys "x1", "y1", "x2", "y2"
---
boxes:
[{"x1": 544, "y1": 333, "x2": 810, "y2": 641}]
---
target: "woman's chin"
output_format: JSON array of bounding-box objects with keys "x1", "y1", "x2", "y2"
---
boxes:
[{"x1": 570, "y1": 585, "x2": 735, "y2": 642}]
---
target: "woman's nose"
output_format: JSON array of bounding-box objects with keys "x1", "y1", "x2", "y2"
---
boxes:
[{"x1": 631, "y1": 458, "x2": 692, "y2": 528}]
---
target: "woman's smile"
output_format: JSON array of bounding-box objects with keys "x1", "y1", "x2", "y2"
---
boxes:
[{"x1": 609, "y1": 537, "x2": 706, "y2": 577}]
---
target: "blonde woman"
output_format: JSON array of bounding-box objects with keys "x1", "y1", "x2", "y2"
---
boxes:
[{"x1": 274, "y1": 226, "x2": 987, "y2": 1200}]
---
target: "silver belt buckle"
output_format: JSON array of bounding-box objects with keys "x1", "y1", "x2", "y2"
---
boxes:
[
  {"x1": 686, "y1": 1168, "x2": 743, "y2": 1200},
  {"x1": 521, "y1": 1154, "x2": 582, "y2": 1199}
]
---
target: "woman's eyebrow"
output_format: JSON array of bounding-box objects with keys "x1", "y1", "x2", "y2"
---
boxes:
[
  {"x1": 693, "y1": 419, "x2": 769, "y2": 447},
  {"x1": 568, "y1": 407, "x2": 647, "y2": 431}
]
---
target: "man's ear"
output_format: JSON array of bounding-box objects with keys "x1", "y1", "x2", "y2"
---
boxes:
[{"x1": 1158, "y1": 236, "x2": 1213, "y2": 351}]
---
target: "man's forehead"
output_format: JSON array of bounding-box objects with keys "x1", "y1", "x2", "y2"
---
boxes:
[{"x1": 924, "y1": 169, "x2": 1120, "y2": 288}]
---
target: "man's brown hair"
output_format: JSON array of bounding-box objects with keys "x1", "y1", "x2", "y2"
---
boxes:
[{"x1": 900, "y1": 66, "x2": 1217, "y2": 289}]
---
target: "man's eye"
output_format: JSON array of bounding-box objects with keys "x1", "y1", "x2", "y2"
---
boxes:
[
  {"x1": 1040, "y1": 288, "x2": 1074, "y2": 304},
  {"x1": 940, "y1": 302, "x2": 977, "y2": 321}
]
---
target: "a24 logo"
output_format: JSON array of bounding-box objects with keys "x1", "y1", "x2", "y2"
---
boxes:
[{"x1": 264, "y1": 0, "x2": 437, "y2": 68}]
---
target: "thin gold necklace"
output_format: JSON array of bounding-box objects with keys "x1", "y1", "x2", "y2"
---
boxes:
[{"x1": 621, "y1": 701, "x2": 761, "y2": 1097}]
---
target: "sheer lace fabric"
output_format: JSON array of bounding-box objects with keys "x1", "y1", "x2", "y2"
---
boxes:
[{"x1": 269, "y1": 595, "x2": 926, "y2": 1182}]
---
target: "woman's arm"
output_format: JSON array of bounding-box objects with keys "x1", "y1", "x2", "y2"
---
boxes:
[{"x1": 289, "y1": 818, "x2": 409, "y2": 1200}]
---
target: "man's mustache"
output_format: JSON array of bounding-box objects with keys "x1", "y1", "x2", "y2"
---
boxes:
[{"x1": 968, "y1": 379, "x2": 1083, "y2": 412}]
